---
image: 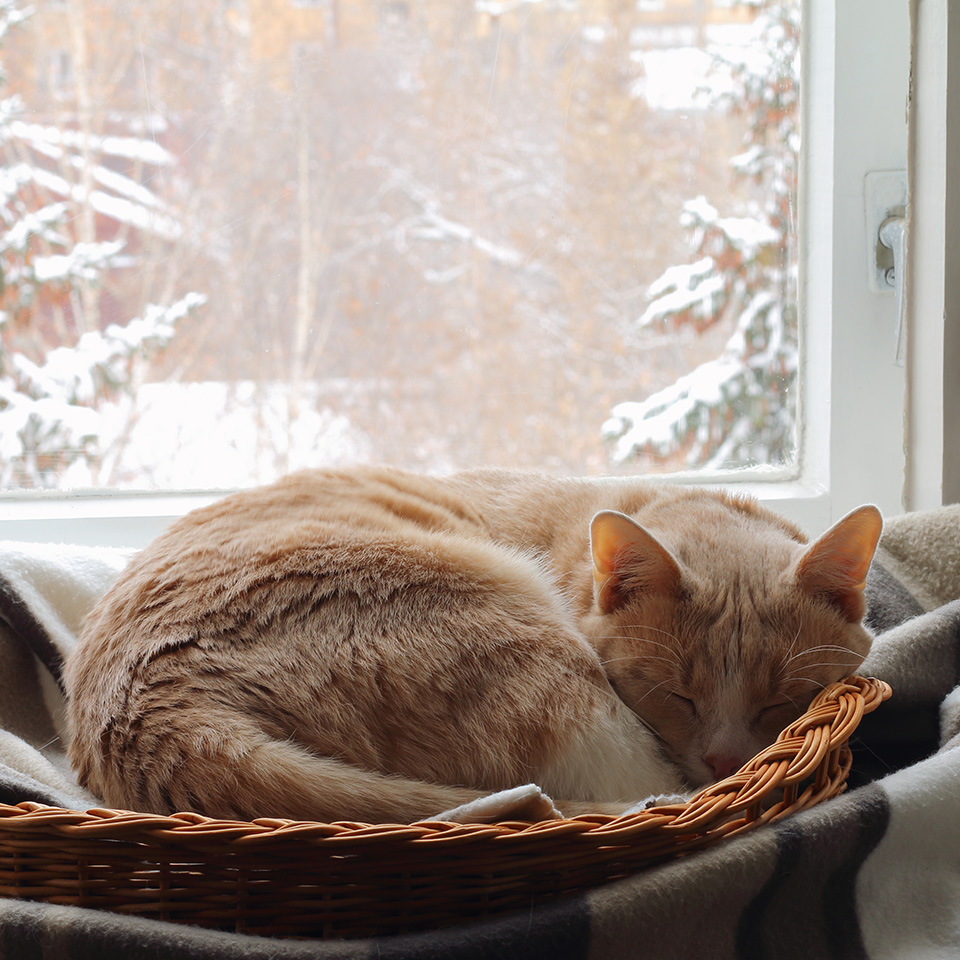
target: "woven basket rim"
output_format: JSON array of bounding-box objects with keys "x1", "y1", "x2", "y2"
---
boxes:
[{"x1": 0, "y1": 674, "x2": 891, "y2": 939}]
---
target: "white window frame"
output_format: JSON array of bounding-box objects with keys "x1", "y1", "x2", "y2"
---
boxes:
[
  {"x1": 0, "y1": 0, "x2": 952, "y2": 547},
  {"x1": 905, "y1": 0, "x2": 960, "y2": 511},
  {"x1": 770, "y1": 0, "x2": 911, "y2": 532}
]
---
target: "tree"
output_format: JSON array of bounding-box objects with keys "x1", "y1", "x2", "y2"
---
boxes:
[
  {"x1": 0, "y1": 1, "x2": 203, "y2": 488},
  {"x1": 602, "y1": 0, "x2": 800, "y2": 472}
]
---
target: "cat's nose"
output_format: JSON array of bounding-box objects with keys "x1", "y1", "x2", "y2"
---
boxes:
[{"x1": 703, "y1": 754, "x2": 742, "y2": 781}]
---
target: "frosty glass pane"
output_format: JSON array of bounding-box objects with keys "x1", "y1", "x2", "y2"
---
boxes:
[{"x1": 0, "y1": 0, "x2": 799, "y2": 491}]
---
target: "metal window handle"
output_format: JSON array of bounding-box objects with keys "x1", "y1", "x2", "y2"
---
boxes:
[{"x1": 879, "y1": 216, "x2": 906, "y2": 366}]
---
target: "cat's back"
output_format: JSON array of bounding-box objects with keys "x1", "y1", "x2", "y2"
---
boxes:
[
  {"x1": 170, "y1": 465, "x2": 491, "y2": 548},
  {"x1": 66, "y1": 466, "x2": 516, "y2": 698}
]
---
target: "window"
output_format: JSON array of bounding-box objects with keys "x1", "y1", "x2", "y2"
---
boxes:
[{"x1": 0, "y1": 0, "x2": 947, "y2": 547}]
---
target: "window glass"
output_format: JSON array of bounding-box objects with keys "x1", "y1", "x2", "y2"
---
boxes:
[{"x1": 0, "y1": 0, "x2": 799, "y2": 491}]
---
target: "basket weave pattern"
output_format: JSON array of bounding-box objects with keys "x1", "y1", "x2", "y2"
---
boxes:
[{"x1": 0, "y1": 676, "x2": 890, "y2": 939}]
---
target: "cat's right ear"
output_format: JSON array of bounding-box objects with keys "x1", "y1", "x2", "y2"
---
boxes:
[
  {"x1": 590, "y1": 511, "x2": 682, "y2": 614},
  {"x1": 795, "y1": 504, "x2": 883, "y2": 622}
]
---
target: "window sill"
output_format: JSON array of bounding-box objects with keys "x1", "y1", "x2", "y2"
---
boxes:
[
  {"x1": 0, "y1": 477, "x2": 833, "y2": 548},
  {"x1": 0, "y1": 492, "x2": 219, "y2": 548}
]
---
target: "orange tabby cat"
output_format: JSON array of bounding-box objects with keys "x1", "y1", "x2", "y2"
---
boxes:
[{"x1": 65, "y1": 467, "x2": 882, "y2": 824}]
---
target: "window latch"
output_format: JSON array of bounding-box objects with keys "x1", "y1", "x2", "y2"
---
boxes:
[
  {"x1": 867, "y1": 170, "x2": 907, "y2": 367},
  {"x1": 879, "y1": 216, "x2": 907, "y2": 366}
]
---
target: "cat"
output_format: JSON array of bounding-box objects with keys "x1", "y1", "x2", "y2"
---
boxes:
[{"x1": 64, "y1": 466, "x2": 882, "y2": 825}]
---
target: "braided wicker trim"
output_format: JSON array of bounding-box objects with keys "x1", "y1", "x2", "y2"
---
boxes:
[{"x1": 0, "y1": 675, "x2": 890, "y2": 939}]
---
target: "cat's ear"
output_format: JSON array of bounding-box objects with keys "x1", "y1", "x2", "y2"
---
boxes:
[
  {"x1": 795, "y1": 505, "x2": 883, "y2": 622},
  {"x1": 590, "y1": 511, "x2": 681, "y2": 614}
]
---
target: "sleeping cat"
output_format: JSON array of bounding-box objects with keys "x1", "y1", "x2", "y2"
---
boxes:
[{"x1": 64, "y1": 466, "x2": 882, "y2": 824}]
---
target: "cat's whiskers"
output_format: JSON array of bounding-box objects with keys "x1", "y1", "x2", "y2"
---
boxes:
[
  {"x1": 776, "y1": 625, "x2": 804, "y2": 672},
  {"x1": 623, "y1": 624, "x2": 684, "y2": 639},
  {"x1": 782, "y1": 656, "x2": 862, "y2": 691},
  {"x1": 596, "y1": 629, "x2": 689, "y2": 669},
  {"x1": 786, "y1": 660, "x2": 862, "y2": 675},
  {"x1": 628, "y1": 677, "x2": 677, "y2": 708},
  {"x1": 784, "y1": 643, "x2": 858, "y2": 659},
  {"x1": 600, "y1": 654, "x2": 682, "y2": 669},
  {"x1": 598, "y1": 641, "x2": 685, "y2": 667},
  {"x1": 616, "y1": 624, "x2": 687, "y2": 648},
  {"x1": 782, "y1": 675, "x2": 829, "y2": 690},
  {"x1": 776, "y1": 642, "x2": 858, "y2": 680}
]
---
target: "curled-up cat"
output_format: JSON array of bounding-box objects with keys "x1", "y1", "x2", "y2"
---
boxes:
[{"x1": 64, "y1": 467, "x2": 882, "y2": 824}]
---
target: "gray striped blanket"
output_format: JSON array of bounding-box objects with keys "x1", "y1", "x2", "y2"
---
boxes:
[{"x1": 0, "y1": 504, "x2": 958, "y2": 959}]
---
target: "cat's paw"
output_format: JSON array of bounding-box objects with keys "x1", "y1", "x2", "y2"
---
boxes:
[
  {"x1": 436, "y1": 784, "x2": 564, "y2": 824},
  {"x1": 622, "y1": 792, "x2": 691, "y2": 814}
]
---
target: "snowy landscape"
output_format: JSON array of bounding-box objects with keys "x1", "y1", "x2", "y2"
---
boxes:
[{"x1": 0, "y1": 0, "x2": 799, "y2": 491}]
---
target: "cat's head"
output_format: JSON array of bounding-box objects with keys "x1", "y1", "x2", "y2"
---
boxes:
[{"x1": 583, "y1": 496, "x2": 883, "y2": 787}]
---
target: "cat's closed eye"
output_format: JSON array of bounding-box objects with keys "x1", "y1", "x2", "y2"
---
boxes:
[
  {"x1": 754, "y1": 702, "x2": 796, "y2": 731},
  {"x1": 667, "y1": 692, "x2": 697, "y2": 715}
]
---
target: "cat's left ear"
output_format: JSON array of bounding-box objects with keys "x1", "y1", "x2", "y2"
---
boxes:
[
  {"x1": 795, "y1": 505, "x2": 883, "y2": 622},
  {"x1": 590, "y1": 511, "x2": 682, "y2": 614}
]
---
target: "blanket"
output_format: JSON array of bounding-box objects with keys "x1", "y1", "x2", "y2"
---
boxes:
[{"x1": 0, "y1": 506, "x2": 958, "y2": 960}]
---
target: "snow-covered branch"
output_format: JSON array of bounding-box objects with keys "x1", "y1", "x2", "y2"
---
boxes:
[
  {"x1": 1, "y1": 294, "x2": 205, "y2": 487},
  {"x1": 604, "y1": 0, "x2": 800, "y2": 472}
]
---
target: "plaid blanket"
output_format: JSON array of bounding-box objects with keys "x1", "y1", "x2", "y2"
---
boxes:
[{"x1": 0, "y1": 505, "x2": 958, "y2": 959}]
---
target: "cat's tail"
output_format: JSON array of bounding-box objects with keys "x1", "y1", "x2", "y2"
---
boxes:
[{"x1": 97, "y1": 722, "x2": 615, "y2": 824}]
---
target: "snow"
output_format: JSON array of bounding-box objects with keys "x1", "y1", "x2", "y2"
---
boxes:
[
  {"x1": 632, "y1": 47, "x2": 722, "y2": 112},
  {"x1": 680, "y1": 196, "x2": 779, "y2": 259},
  {"x1": 411, "y1": 208, "x2": 527, "y2": 271},
  {"x1": 9, "y1": 121, "x2": 174, "y2": 167},
  {"x1": 96, "y1": 381, "x2": 374, "y2": 490},
  {"x1": 0, "y1": 295, "x2": 205, "y2": 486},
  {"x1": 681, "y1": 196, "x2": 718, "y2": 226},
  {"x1": 31, "y1": 240, "x2": 124, "y2": 284},
  {"x1": 646, "y1": 257, "x2": 712, "y2": 300},
  {"x1": 0, "y1": 388, "x2": 100, "y2": 462},
  {"x1": 2, "y1": 203, "x2": 67, "y2": 251},
  {"x1": 0, "y1": 1, "x2": 29, "y2": 47},
  {"x1": 603, "y1": 350, "x2": 744, "y2": 461},
  {"x1": 88, "y1": 163, "x2": 167, "y2": 211},
  {"x1": 714, "y1": 215, "x2": 779, "y2": 256},
  {"x1": 707, "y1": 24, "x2": 780, "y2": 80},
  {"x1": 6, "y1": 118, "x2": 181, "y2": 240},
  {"x1": 582, "y1": 25, "x2": 608, "y2": 45},
  {"x1": 639, "y1": 268, "x2": 725, "y2": 327},
  {"x1": 29, "y1": 396, "x2": 100, "y2": 440},
  {"x1": 608, "y1": 282, "x2": 796, "y2": 467},
  {"x1": 0, "y1": 162, "x2": 37, "y2": 205},
  {"x1": 86, "y1": 190, "x2": 181, "y2": 240},
  {"x1": 631, "y1": 23, "x2": 764, "y2": 112},
  {"x1": 107, "y1": 296, "x2": 204, "y2": 348},
  {"x1": 731, "y1": 144, "x2": 765, "y2": 176},
  {"x1": 21, "y1": 165, "x2": 181, "y2": 240},
  {"x1": 475, "y1": 0, "x2": 548, "y2": 14},
  {"x1": 3, "y1": 370, "x2": 414, "y2": 490},
  {"x1": 12, "y1": 294, "x2": 188, "y2": 406}
]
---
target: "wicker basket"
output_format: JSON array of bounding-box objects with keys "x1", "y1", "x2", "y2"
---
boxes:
[{"x1": 0, "y1": 675, "x2": 889, "y2": 940}]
